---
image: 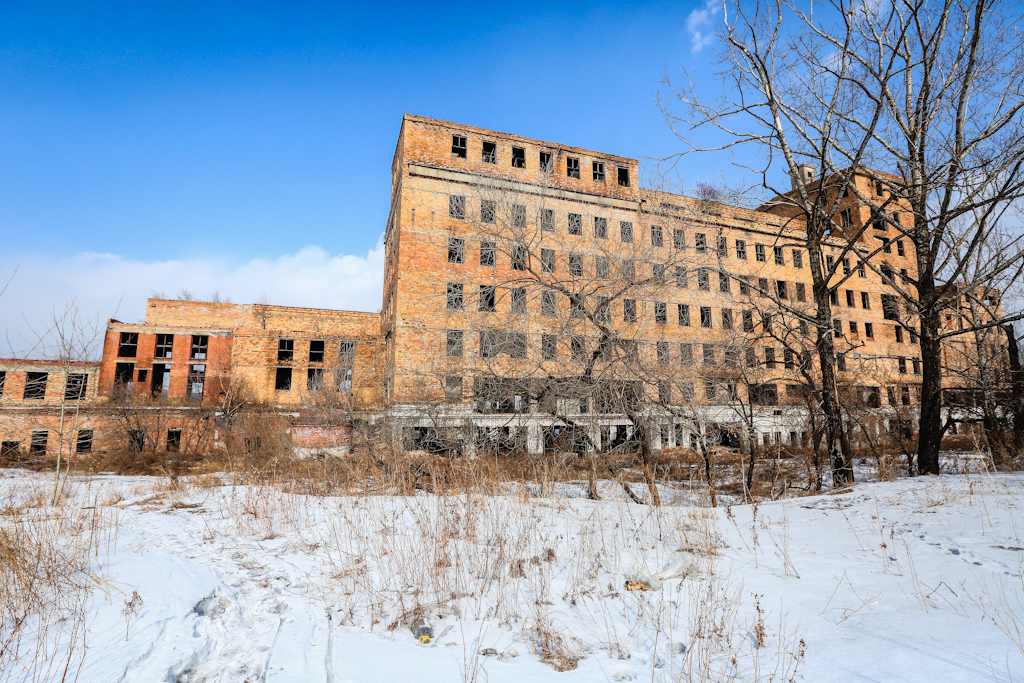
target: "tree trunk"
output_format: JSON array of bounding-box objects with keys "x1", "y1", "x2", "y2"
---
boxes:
[
  {"x1": 744, "y1": 428, "x2": 757, "y2": 496},
  {"x1": 917, "y1": 302, "x2": 944, "y2": 475},
  {"x1": 1005, "y1": 324, "x2": 1024, "y2": 453}
]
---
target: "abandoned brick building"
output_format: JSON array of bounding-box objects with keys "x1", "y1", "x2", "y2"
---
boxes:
[{"x1": 2, "y1": 114, "x2": 1001, "y2": 459}]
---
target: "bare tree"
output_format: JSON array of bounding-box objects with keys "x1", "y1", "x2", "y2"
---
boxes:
[{"x1": 662, "y1": 0, "x2": 1024, "y2": 476}]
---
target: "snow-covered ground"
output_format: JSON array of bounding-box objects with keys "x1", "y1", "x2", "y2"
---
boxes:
[{"x1": 4, "y1": 458, "x2": 1024, "y2": 682}]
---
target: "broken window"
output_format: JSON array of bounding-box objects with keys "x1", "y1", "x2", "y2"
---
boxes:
[
  {"x1": 673, "y1": 229, "x2": 685, "y2": 249},
  {"x1": 617, "y1": 167, "x2": 630, "y2": 187},
  {"x1": 776, "y1": 280, "x2": 788, "y2": 299},
  {"x1": 511, "y1": 288, "x2": 527, "y2": 314},
  {"x1": 594, "y1": 217, "x2": 607, "y2": 238},
  {"x1": 743, "y1": 310, "x2": 754, "y2": 332},
  {"x1": 570, "y1": 336, "x2": 585, "y2": 362},
  {"x1": 0, "y1": 370, "x2": 5, "y2": 396},
  {"x1": 796, "y1": 282, "x2": 806, "y2": 302},
  {"x1": 680, "y1": 343, "x2": 693, "y2": 363},
  {"x1": 511, "y1": 244, "x2": 528, "y2": 270},
  {"x1": 511, "y1": 146, "x2": 526, "y2": 168},
  {"x1": 151, "y1": 363, "x2": 169, "y2": 396},
  {"x1": 541, "y1": 291, "x2": 556, "y2": 316},
  {"x1": 309, "y1": 339, "x2": 325, "y2": 363},
  {"x1": 840, "y1": 209, "x2": 852, "y2": 228},
  {"x1": 64, "y1": 373, "x2": 87, "y2": 401},
  {"x1": 187, "y1": 365, "x2": 205, "y2": 401},
  {"x1": 278, "y1": 338, "x2": 294, "y2": 361},
  {"x1": 897, "y1": 240, "x2": 905, "y2": 257},
  {"x1": 446, "y1": 330, "x2": 463, "y2": 357},
  {"x1": 652, "y1": 263, "x2": 666, "y2": 282},
  {"x1": 190, "y1": 335, "x2": 208, "y2": 360},
  {"x1": 849, "y1": 320, "x2": 859, "y2": 336},
  {"x1": 569, "y1": 254, "x2": 583, "y2": 277},
  {"x1": 898, "y1": 357, "x2": 908, "y2": 374},
  {"x1": 895, "y1": 325, "x2": 904, "y2": 343},
  {"x1": 595, "y1": 256, "x2": 610, "y2": 278},
  {"x1": 592, "y1": 161, "x2": 605, "y2": 182},
  {"x1": 621, "y1": 259, "x2": 635, "y2": 282},
  {"x1": 703, "y1": 344, "x2": 715, "y2": 365},
  {"x1": 624, "y1": 299, "x2": 637, "y2": 322},
  {"x1": 774, "y1": 246, "x2": 785, "y2": 265},
  {"x1": 736, "y1": 239, "x2": 747, "y2": 259},
  {"x1": 746, "y1": 348, "x2": 757, "y2": 367},
  {"x1": 23, "y1": 372, "x2": 47, "y2": 400},
  {"x1": 128, "y1": 429, "x2": 145, "y2": 453},
  {"x1": 114, "y1": 363, "x2": 133, "y2": 387},
  {"x1": 307, "y1": 367, "x2": 324, "y2": 391},
  {"x1": 568, "y1": 212, "x2": 582, "y2": 235},
  {"x1": 657, "y1": 341, "x2": 669, "y2": 364},
  {"x1": 448, "y1": 237, "x2": 465, "y2": 264},
  {"x1": 678, "y1": 304, "x2": 691, "y2": 326},
  {"x1": 512, "y1": 203, "x2": 526, "y2": 228},
  {"x1": 655, "y1": 302, "x2": 667, "y2": 324},
  {"x1": 275, "y1": 367, "x2": 293, "y2": 390},
  {"x1": 865, "y1": 322, "x2": 874, "y2": 339},
  {"x1": 750, "y1": 384, "x2": 779, "y2": 406},
  {"x1": 30, "y1": 430, "x2": 48, "y2": 454},
  {"x1": 541, "y1": 249, "x2": 555, "y2": 273},
  {"x1": 570, "y1": 295, "x2": 586, "y2": 319},
  {"x1": 739, "y1": 276, "x2": 750, "y2": 295},
  {"x1": 155, "y1": 333, "x2": 174, "y2": 359},
  {"x1": 539, "y1": 151, "x2": 553, "y2": 173},
  {"x1": 479, "y1": 286, "x2": 496, "y2": 312},
  {"x1": 700, "y1": 306, "x2": 713, "y2": 329},
  {"x1": 482, "y1": 141, "x2": 497, "y2": 164},
  {"x1": 722, "y1": 308, "x2": 733, "y2": 330},
  {"x1": 480, "y1": 240, "x2": 495, "y2": 266},
  {"x1": 651, "y1": 225, "x2": 664, "y2": 247},
  {"x1": 446, "y1": 283, "x2": 464, "y2": 310},
  {"x1": 449, "y1": 195, "x2": 466, "y2": 219},
  {"x1": 758, "y1": 277, "x2": 769, "y2": 295},
  {"x1": 698, "y1": 268, "x2": 709, "y2": 291},
  {"x1": 846, "y1": 290, "x2": 855, "y2": 307},
  {"x1": 764, "y1": 347, "x2": 776, "y2": 369},
  {"x1": 336, "y1": 368, "x2": 353, "y2": 392},
  {"x1": 451, "y1": 134, "x2": 467, "y2": 158},
  {"x1": 755, "y1": 244, "x2": 766, "y2": 262},
  {"x1": 620, "y1": 221, "x2": 633, "y2": 243},
  {"x1": 695, "y1": 233, "x2": 707, "y2": 252},
  {"x1": 793, "y1": 250, "x2": 803, "y2": 268},
  {"x1": 481, "y1": 199, "x2": 496, "y2": 223},
  {"x1": 117, "y1": 332, "x2": 138, "y2": 358},
  {"x1": 542, "y1": 334, "x2": 557, "y2": 360},
  {"x1": 719, "y1": 271, "x2": 731, "y2": 293},
  {"x1": 444, "y1": 375, "x2": 462, "y2": 402},
  {"x1": 566, "y1": 157, "x2": 580, "y2": 178},
  {"x1": 166, "y1": 428, "x2": 181, "y2": 453},
  {"x1": 76, "y1": 429, "x2": 94, "y2": 454},
  {"x1": 540, "y1": 208, "x2": 554, "y2": 231},
  {"x1": 676, "y1": 266, "x2": 688, "y2": 288},
  {"x1": 882, "y1": 294, "x2": 899, "y2": 320}
]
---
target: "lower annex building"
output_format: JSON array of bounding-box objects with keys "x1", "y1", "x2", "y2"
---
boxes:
[{"x1": 0, "y1": 114, "x2": 957, "y2": 459}]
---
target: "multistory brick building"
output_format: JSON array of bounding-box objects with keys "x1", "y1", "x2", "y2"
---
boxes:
[{"x1": 5, "y1": 113, "x2": 1002, "y2": 460}]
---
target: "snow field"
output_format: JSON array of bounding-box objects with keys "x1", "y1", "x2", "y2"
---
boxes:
[{"x1": 2, "y1": 464, "x2": 1024, "y2": 682}]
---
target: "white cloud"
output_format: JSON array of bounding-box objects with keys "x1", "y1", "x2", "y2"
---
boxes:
[
  {"x1": 687, "y1": 0, "x2": 721, "y2": 53},
  {"x1": 0, "y1": 239, "x2": 385, "y2": 356}
]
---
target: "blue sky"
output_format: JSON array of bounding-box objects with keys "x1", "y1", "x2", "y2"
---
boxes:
[{"x1": 0, "y1": 0, "x2": 732, "y2": 340}]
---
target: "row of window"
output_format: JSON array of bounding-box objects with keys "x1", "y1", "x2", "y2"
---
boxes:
[
  {"x1": 118, "y1": 332, "x2": 208, "y2": 360},
  {"x1": 0, "y1": 370, "x2": 89, "y2": 401},
  {"x1": 449, "y1": 134, "x2": 631, "y2": 186},
  {"x1": 0, "y1": 428, "x2": 186, "y2": 457},
  {"x1": 276, "y1": 338, "x2": 355, "y2": 363},
  {"x1": 273, "y1": 366, "x2": 353, "y2": 392},
  {"x1": 113, "y1": 361, "x2": 205, "y2": 401}
]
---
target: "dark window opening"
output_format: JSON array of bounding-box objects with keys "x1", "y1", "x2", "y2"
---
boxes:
[
  {"x1": 624, "y1": 299, "x2": 637, "y2": 322},
  {"x1": 451, "y1": 134, "x2": 467, "y2": 158},
  {"x1": 118, "y1": 332, "x2": 138, "y2": 358},
  {"x1": 339, "y1": 341, "x2": 355, "y2": 364},
  {"x1": 187, "y1": 364, "x2": 205, "y2": 401},
  {"x1": 678, "y1": 304, "x2": 691, "y2": 326},
  {"x1": 482, "y1": 141, "x2": 497, "y2": 164},
  {"x1": 1, "y1": 441, "x2": 21, "y2": 457},
  {"x1": 695, "y1": 232, "x2": 707, "y2": 252},
  {"x1": 793, "y1": 250, "x2": 803, "y2": 268},
  {"x1": 720, "y1": 272, "x2": 731, "y2": 293},
  {"x1": 673, "y1": 229, "x2": 685, "y2": 250},
  {"x1": 594, "y1": 217, "x2": 608, "y2": 238},
  {"x1": 449, "y1": 195, "x2": 466, "y2": 219},
  {"x1": 445, "y1": 375, "x2": 462, "y2": 403},
  {"x1": 447, "y1": 282, "x2": 464, "y2": 310},
  {"x1": 166, "y1": 428, "x2": 181, "y2": 453},
  {"x1": 512, "y1": 203, "x2": 526, "y2": 227},
  {"x1": 0, "y1": 370, "x2": 4, "y2": 396},
  {"x1": 64, "y1": 373, "x2": 88, "y2": 401},
  {"x1": 479, "y1": 286, "x2": 496, "y2": 312},
  {"x1": 569, "y1": 254, "x2": 583, "y2": 277},
  {"x1": 155, "y1": 333, "x2": 174, "y2": 359},
  {"x1": 190, "y1": 335, "x2": 208, "y2": 360},
  {"x1": 275, "y1": 367, "x2": 293, "y2": 390},
  {"x1": 617, "y1": 167, "x2": 630, "y2": 187},
  {"x1": 700, "y1": 306, "x2": 713, "y2": 329},
  {"x1": 567, "y1": 157, "x2": 580, "y2": 178},
  {"x1": 541, "y1": 291, "x2": 556, "y2": 316},
  {"x1": 480, "y1": 240, "x2": 495, "y2": 266},
  {"x1": 307, "y1": 367, "x2": 324, "y2": 391},
  {"x1": 446, "y1": 330, "x2": 464, "y2": 357},
  {"x1": 593, "y1": 161, "x2": 606, "y2": 182},
  {"x1": 774, "y1": 246, "x2": 785, "y2": 265},
  {"x1": 511, "y1": 146, "x2": 526, "y2": 168},
  {"x1": 542, "y1": 335, "x2": 557, "y2": 360},
  {"x1": 755, "y1": 244, "x2": 766, "y2": 262},
  {"x1": 23, "y1": 372, "x2": 47, "y2": 400},
  {"x1": 539, "y1": 151, "x2": 553, "y2": 173},
  {"x1": 114, "y1": 363, "x2": 133, "y2": 388},
  {"x1": 76, "y1": 429, "x2": 94, "y2": 454},
  {"x1": 448, "y1": 237, "x2": 465, "y2": 263},
  {"x1": 620, "y1": 221, "x2": 633, "y2": 243},
  {"x1": 30, "y1": 430, "x2": 48, "y2": 454},
  {"x1": 511, "y1": 245, "x2": 528, "y2": 270},
  {"x1": 568, "y1": 212, "x2": 582, "y2": 235},
  {"x1": 655, "y1": 302, "x2": 667, "y2": 324},
  {"x1": 128, "y1": 429, "x2": 145, "y2": 453},
  {"x1": 541, "y1": 209, "x2": 554, "y2": 231},
  {"x1": 278, "y1": 338, "x2": 294, "y2": 361},
  {"x1": 309, "y1": 340, "x2": 325, "y2": 363},
  {"x1": 511, "y1": 288, "x2": 527, "y2": 314},
  {"x1": 541, "y1": 248, "x2": 555, "y2": 273},
  {"x1": 651, "y1": 225, "x2": 664, "y2": 247},
  {"x1": 736, "y1": 239, "x2": 747, "y2": 259},
  {"x1": 481, "y1": 199, "x2": 496, "y2": 223},
  {"x1": 151, "y1": 363, "x2": 170, "y2": 397}
]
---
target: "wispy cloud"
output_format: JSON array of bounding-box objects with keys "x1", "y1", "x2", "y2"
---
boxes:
[
  {"x1": 687, "y1": 0, "x2": 721, "y2": 53},
  {"x1": 0, "y1": 240, "x2": 385, "y2": 356}
]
